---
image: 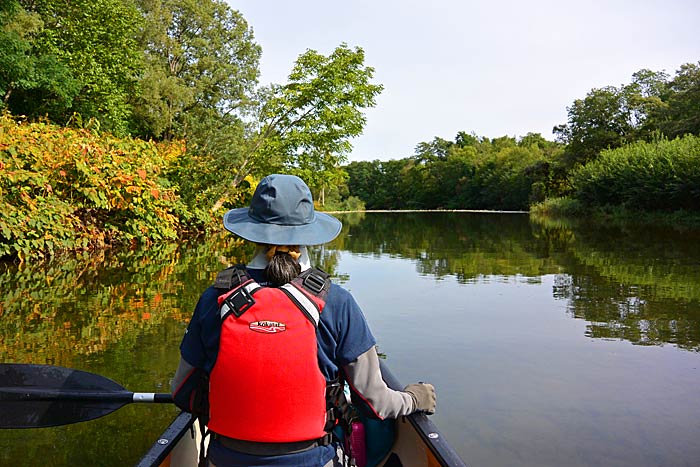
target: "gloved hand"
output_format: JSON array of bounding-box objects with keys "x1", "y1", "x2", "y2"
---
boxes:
[{"x1": 404, "y1": 383, "x2": 436, "y2": 415}]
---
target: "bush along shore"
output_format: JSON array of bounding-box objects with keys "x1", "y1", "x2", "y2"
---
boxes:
[
  {"x1": 0, "y1": 115, "x2": 191, "y2": 261},
  {"x1": 530, "y1": 134, "x2": 700, "y2": 228}
]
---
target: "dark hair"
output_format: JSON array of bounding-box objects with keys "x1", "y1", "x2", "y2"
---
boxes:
[{"x1": 265, "y1": 252, "x2": 301, "y2": 287}]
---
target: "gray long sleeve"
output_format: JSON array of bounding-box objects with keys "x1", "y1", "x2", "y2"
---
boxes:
[
  {"x1": 171, "y1": 357, "x2": 195, "y2": 393},
  {"x1": 343, "y1": 346, "x2": 416, "y2": 419}
]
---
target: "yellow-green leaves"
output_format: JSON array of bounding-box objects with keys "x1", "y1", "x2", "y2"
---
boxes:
[{"x1": 0, "y1": 114, "x2": 188, "y2": 260}]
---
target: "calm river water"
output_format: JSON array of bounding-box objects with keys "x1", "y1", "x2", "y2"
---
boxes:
[{"x1": 1, "y1": 212, "x2": 699, "y2": 466}]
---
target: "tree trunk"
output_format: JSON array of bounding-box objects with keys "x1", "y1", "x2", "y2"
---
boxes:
[{"x1": 210, "y1": 169, "x2": 249, "y2": 213}]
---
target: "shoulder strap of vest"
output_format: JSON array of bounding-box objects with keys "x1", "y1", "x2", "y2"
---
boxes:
[
  {"x1": 216, "y1": 265, "x2": 259, "y2": 320},
  {"x1": 275, "y1": 268, "x2": 331, "y2": 328},
  {"x1": 217, "y1": 266, "x2": 330, "y2": 322},
  {"x1": 291, "y1": 267, "x2": 331, "y2": 300},
  {"x1": 214, "y1": 264, "x2": 250, "y2": 290}
]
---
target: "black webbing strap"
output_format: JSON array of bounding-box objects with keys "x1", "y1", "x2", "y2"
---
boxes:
[
  {"x1": 213, "y1": 433, "x2": 325, "y2": 455},
  {"x1": 214, "y1": 264, "x2": 249, "y2": 290},
  {"x1": 221, "y1": 285, "x2": 256, "y2": 318},
  {"x1": 216, "y1": 265, "x2": 257, "y2": 319},
  {"x1": 293, "y1": 267, "x2": 331, "y2": 298},
  {"x1": 324, "y1": 377, "x2": 344, "y2": 433},
  {"x1": 318, "y1": 376, "x2": 344, "y2": 448}
]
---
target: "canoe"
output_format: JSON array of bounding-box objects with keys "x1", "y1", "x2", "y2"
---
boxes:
[{"x1": 135, "y1": 361, "x2": 468, "y2": 467}]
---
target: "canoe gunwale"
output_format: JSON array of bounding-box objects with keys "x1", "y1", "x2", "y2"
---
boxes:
[
  {"x1": 379, "y1": 360, "x2": 468, "y2": 467},
  {"x1": 135, "y1": 411, "x2": 195, "y2": 467}
]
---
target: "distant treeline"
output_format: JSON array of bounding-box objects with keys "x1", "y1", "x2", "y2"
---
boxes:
[
  {"x1": 342, "y1": 64, "x2": 700, "y2": 214},
  {"x1": 344, "y1": 133, "x2": 562, "y2": 211}
]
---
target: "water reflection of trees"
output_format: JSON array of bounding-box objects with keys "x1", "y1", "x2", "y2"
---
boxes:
[
  {"x1": 332, "y1": 211, "x2": 700, "y2": 351},
  {"x1": 0, "y1": 230, "x2": 354, "y2": 467},
  {"x1": 536, "y1": 220, "x2": 700, "y2": 351},
  {"x1": 0, "y1": 235, "x2": 255, "y2": 467},
  {"x1": 0, "y1": 230, "x2": 351, "y2": 365},
  {"x1": 334, "y1": 212, "x2": 561, "y2": 281},
  {"x1": 0, "y1": 234, "x2": 251, "y2": 364},
  {"x1": 553, "y1": 274, "x2": 700, "y2": 351},
  {"x1": 2, "y1": 211, "x2": 699, "y2": 360}
]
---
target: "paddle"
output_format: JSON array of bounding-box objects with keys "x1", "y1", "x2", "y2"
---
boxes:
[{"x1": 0, "y1": 363, "x2": 173, "y2": 429}]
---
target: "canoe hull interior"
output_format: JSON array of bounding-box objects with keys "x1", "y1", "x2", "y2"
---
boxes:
[
  {"x1": 145, "y1": 415, "x2": 452, "y2": 467},
  {"x1": 138, "y1": 362, "x2": 466, "y2": 467}
]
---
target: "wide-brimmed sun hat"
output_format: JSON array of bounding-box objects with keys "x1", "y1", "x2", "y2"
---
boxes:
[{"x1": 223, "y1": 174, "x2": 342, "y2": 245}]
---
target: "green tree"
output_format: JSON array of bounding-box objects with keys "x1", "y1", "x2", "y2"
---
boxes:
[
  {"x1": 345, "y1": 159, "x2": 413, "y2": 210},
  {"x1": 518, "y1": 133, "x2": 567, "y2": 200},
  {"x1": 383, "y1": 159, "x2": 413, "y2": 209},
  {"x1": 553, "y1": 70, "x2": 667, "y2": 167},
  {"x1": 657, "y1": 62, "x2": 700, "y2": 138},
  {"x1": 345, "y1": 131, "x2": 562, "y2": 211},
  {"x1": 12, "y1": 0, "x2": 143, "y2": 134},
  {"x1": 345, "y1": 160, "x2": 385, "y2": 208},
  {"x1": 624, "y1": 69, "x2": 668, "y2": 134},
  {"x1": 571, "y1": 134, "x2": 700, "y2": 211},
  {"x1": 0, "y1": 1, "x2": 79, "y2": 117},
  {"x1": 414, "y1": 136, "x2": 453, "y2": 162},
  {"x1": 132, "y1": 0, "x2": 261, "y2": 141},
  {"x1": 553, "y1": 86, "x2": 631, "y2": 166},
  {"x1": 518, "y1": 132, "x2": 549, "y2": 149},
  {"x1": 455, "y1": 131, "x2": 482, "y2": 148},
  {"x1": 209, "y1": 44, "x2": 383, "y2": 212},
  {"x1": 405, "y1": 136, "x2": 477, "y2": 209},
  {"x1": 131, "y1": 0, "x2": 262, "y2": 226}
]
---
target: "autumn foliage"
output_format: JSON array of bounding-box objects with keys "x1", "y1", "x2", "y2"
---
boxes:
[{"x1": 0, "y1": 114, "x2": 188, "y2": 260}]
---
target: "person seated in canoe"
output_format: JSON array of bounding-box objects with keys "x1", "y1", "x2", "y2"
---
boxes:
[{"x1": 171, "y1": 174, "x2": 436, "y2": 467}]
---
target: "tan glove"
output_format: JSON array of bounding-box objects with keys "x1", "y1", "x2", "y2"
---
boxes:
[{"x1": 404, "y1": 383, "x2": 436, "y2": 415}]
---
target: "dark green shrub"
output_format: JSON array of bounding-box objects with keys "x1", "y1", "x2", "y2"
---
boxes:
[{"x1": 572, "y1": 135, "x2": 700, "y2": 211}]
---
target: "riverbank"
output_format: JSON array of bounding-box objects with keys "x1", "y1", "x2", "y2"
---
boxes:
[
  {"x1": 324, "y1": 209, "x2": 529, "y2": 214},
  {"x1": 325, "y1": 205, "x2": 700, "y2": 230},
  {"x1": 530, "y1": 197, "x2": 700, "y2": 229}
]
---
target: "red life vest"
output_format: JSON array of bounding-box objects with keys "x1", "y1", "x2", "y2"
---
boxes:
[{"x1": 207, "y1": 268, "x2": 331, "y2": 442}]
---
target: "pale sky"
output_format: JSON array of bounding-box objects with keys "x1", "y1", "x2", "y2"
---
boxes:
[{"x1": 232, "y1": 0, "x2": 700, "y2": 162}]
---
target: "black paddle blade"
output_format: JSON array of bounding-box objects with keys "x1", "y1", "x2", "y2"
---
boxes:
[{"x1": 0, "y1": 364, "x2": 131, "y2": 429}]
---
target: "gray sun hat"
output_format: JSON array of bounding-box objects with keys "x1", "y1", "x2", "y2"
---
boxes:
[{"x1": 223, "y1": 174, "x2": 342, "y2": 245}]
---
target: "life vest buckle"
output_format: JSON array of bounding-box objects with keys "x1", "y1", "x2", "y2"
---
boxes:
[
  {"x1": 303, "y1": 269, "x2": 329, "y2": 295},
  {"x1": 222, "y1": 286, "x2": 256, "y2": 318}
]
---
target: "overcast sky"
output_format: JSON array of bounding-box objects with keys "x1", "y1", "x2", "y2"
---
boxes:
[{"x1": 232, "y1": 0, "x2": 700, "y2": 162}]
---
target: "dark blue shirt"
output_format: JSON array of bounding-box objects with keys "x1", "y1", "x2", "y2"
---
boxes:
[{"x1": 178, "y1": 268, "x2": 377, "y2": 467}]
